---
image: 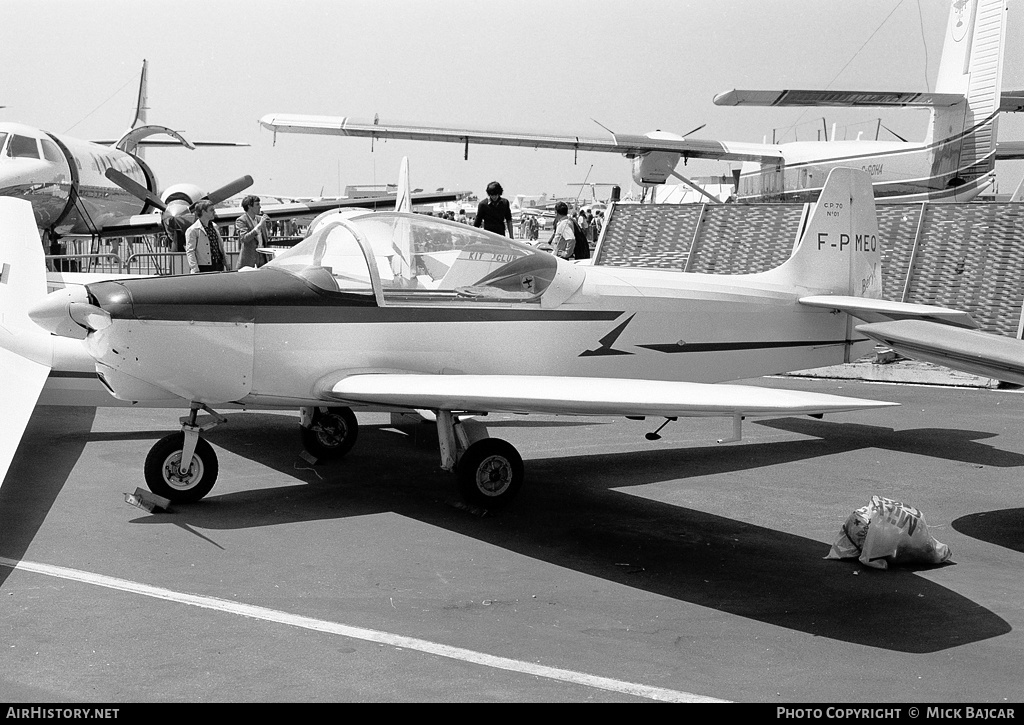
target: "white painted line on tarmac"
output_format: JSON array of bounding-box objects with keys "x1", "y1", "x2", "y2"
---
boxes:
[{"x1": 0, "y1": 556, "x2": 728, "y2": 703}]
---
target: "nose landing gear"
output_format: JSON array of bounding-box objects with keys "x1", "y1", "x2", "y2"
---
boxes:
[{"x1": 143, "y1": 403, "x2": 227, "y2": 503}]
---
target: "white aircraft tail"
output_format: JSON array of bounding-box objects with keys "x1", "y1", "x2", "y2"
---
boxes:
[
  {"x1": 395, "y1": 156, "x2": 412, "y2": 213},
  {"x1": 754, "y1": 167, "x2": 881, "y2": 298},
  {"x1": 0, "y1": 198, "x2": 54, "y2": 489},
  {"x1": 928, "y1": 0, "x2": 1005, "y2": 181}
]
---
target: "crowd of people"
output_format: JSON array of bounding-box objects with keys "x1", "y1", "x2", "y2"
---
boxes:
[{"x1": 178, "y1": 178, "x2": 601, "y2": 275}]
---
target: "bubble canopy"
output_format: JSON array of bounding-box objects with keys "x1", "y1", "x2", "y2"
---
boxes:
[{"x1": 266, "y1": 211, "x2": 558, "y2": 302}]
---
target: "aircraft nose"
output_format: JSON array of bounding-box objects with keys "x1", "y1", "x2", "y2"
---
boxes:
[{"x1": 28, "y1": 286, "x2": 111, "y2": 339}]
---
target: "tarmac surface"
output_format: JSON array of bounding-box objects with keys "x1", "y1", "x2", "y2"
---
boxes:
[{"x1": 1, "y1": 363, "x2": 1023, "y2": 703}]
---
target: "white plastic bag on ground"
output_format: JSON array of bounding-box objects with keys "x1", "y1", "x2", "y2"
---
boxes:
[{"x1": 827, "y1": 495, "x2": 952, "y2": 569}]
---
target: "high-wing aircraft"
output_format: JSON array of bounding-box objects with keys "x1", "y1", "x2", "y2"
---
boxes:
[
  {"x1": 17, "y1": 167, "x2": 1024, "y2": 511},
  {"x1": 260, "y1": 0, "x2": 1024, "y2": 204},
  {"x1": 0, "y1": 60, "x2": 461, "y2": 249}
]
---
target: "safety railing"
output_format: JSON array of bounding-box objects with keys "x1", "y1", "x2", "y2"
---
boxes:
[{"x1": 45, "y1": 254, "x2": 124, "y2": 274}]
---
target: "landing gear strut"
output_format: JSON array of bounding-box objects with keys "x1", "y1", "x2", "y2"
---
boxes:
[
  {"x1": 435, "y1": 410, "x2": 524, "y2": 509},
  {"x1": 299, "y1": 406, "x2": 359, "y2": 459},
  {"x1": 143, "y1": 403, "x2": 226, "y2": 503}
]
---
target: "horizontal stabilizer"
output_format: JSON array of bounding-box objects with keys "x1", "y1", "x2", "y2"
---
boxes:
[
  {"x1": 326, "y1": 374, "x2": 897, "y2": 418},
  {"x1": 713, "y1": 89, "x2": 964, "y2": 108},
  {"x1": 857, "y1": 320, "x2": 1024, "y2": 386},
  {"x1": 800, "y1": 296, "x2": 978, "y2": 329}
]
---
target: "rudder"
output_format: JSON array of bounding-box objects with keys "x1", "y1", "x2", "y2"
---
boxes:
[{"x1": 755, "y1": 167, "x2": 881, "y2": 299}]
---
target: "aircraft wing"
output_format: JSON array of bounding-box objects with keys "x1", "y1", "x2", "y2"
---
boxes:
[
  {"x1": 713, "y1": 89, "x2": 965, "y2": 108},
  {"x1": 95, "y1": 191, "x2": 464, "y2": 237},
  {"x1": 996, "y1": 141, "x2": 1024, "y2": 160},
  {"x1": 259, "y1": 114, "x2": 786, "y2": 164},
  {"x1": 857, "y1": 320, "x2": 1024, "y2": 386},
  {"x1": 322, "y1": 374, "x2": 896, "y2": 418},
  {"x1": 799, "y1": 295, "x2": 979, "y2": 328}
]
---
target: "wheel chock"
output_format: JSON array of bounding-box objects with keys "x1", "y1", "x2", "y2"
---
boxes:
[{"x1": 124, "y1": 487, "x2": 172, "y2": 513}]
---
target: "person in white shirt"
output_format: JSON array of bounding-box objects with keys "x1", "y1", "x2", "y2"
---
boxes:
[{"x1": 541, "y1": 201, "x2": 576, "y2": 259}]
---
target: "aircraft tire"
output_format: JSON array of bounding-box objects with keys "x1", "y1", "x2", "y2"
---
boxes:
[
  {"x1": 456, "y1": 438, "x2": 524, "y2": 509},
  {"x1": 144, "y1": 433, "x2": 219, "y2": 503},
  {"x1": 300, "y1": 406, "x2": 358, "y2": 460}
]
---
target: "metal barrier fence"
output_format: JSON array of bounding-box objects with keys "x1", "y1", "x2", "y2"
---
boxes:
[
  {"x1": 45, "y1": 253, "x2": 124, "y2": 274},
  {"x1": 596, "y1": 201, "x2": 1024, "y2": 338}
]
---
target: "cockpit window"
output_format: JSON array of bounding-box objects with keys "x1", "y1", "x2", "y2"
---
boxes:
[
  {"x1": 8, "y1": 135, "x2": 40, "y2": 159},
  {"x1": 40, "y1": 139, "x2": 63, "y2": 164},
  {"x1": 267, "y1": 212, "x2": 558, "y2": 302},
  {"x1": 0, "y1": 133, "x2": 8, "y2": 157},
  {"x1": 268, "y1": 221, "x2": 375, "y2": 294}
]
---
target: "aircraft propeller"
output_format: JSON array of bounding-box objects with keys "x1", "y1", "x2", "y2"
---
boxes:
[{"x1": 104, "y1": 169, "x2": 254, "y2": 248}]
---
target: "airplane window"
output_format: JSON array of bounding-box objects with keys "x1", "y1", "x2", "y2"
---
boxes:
[
  {"x1": 9, "y1": 135, "x2": 40, "y2": 159},
  {"x1": 0, "y1": 133, "x2": 8, "y2": 157},
  {"x1": 40, "y1": 139, "x2": 64, "y2": 164},
  {"x1": 349, "y1": 212, "x2": 556, "y2": 299},
  {"x1": 267, "y1": 213, "x2": 558, "y2": 302},
  {"x1": 267, "y1": 222, "x2": 374, "y2": 294}
]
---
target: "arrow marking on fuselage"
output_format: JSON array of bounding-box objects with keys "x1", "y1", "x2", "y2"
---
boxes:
[{"x1": 580, "y1": 313, "x2": 636, "y2": 357}]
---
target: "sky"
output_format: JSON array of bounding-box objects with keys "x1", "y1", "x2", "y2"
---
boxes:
[{"x1": 2, "y1": 0, "x2": 1022, "y2": 202}]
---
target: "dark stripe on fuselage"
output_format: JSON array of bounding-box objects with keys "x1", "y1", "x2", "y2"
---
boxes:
[
  {"x1": 87, "y1": 267, "x2": 623, "y2": 325},
  {"x1": 637, "y1": 338, "x2": 868, "y2": 353}
]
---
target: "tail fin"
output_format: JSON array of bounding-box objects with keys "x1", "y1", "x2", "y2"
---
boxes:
[
  {"x1": 0, "y1": 198, "x2": 54, "y2": 489},
  {"x1": 395, "y1": 156, "x2": 412, "y2": 213},
  {"x1": 0, "y1": 198, "x2": 49, "y2": 334},
  {"x1": 755, "y1": 167, "x2": 881, "y2": 298},
  {"x1": 929, "y1": 0, "x2": 1006, "y2": 198}
]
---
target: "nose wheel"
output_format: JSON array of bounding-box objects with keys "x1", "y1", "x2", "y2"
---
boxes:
[{"x1": 144, "y1": 432, "x2": 219, "y2": 503}]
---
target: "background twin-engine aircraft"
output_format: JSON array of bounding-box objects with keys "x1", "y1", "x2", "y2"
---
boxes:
[
  {"x1": 8, "y1": 166, "x2": 1024, "y2": 511},
  {"x1": 0, "y1": 60, "x2": 461, "y2": 249},
  {"x1": 261, "y1": 0, "x2": 1024, "y2": 204}
]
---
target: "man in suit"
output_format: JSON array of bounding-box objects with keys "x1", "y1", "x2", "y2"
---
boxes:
[{"x1": 234, "y1": 195, "x2": 268, "y2": 269}]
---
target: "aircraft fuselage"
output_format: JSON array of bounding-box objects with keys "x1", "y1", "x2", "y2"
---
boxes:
[
  {"x1": 736, "y1": 116, "x2": 998, "y2": 203},
  {"x1": 0, "y1": 122, "x2": 155, "y2": 237},
  {"x1": 77, "y1": 264, "x2": 864, "y2": 409}
]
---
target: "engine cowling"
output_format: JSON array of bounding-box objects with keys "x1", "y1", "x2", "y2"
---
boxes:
[{"x1": 630, "y1": 131, "x2": 684, "y2": 186}]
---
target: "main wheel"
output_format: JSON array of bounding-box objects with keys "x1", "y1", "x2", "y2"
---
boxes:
[
  {"x1": 456, "y1": 438, "x2": 524, "y2": 509},
  {"x1": 144, "y1": 433, "x2": 219, "y2": 503},
  {"x1": 300, "y1": 406, "x2": 358, "y2": 459}
]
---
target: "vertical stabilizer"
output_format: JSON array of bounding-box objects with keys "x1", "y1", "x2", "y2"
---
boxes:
[
  {"x1": 929, "y1": 0, "x2": 1005, "y2": 197},
  {"x1": 126, "y1": 59, "x2": 149, "y2": 158},
  {"x1": 756, "y1": 167, "x2": 881, "y2": 298},
  {"x1": 395, "y1": 156, "x2": 412, "y2": 213},
  {"x1": 0, "y1": 198, "x2": 54, "y2": 490},
  {"x1": 391, "y1": 157, "x2": 414, "y2": 280}
]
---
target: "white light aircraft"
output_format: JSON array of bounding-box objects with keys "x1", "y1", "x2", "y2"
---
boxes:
[
  {"x1": 14, "y1": 167, "x2": 1024, "y2": 511},
  {"x1": 0, "y1": 60, "x2": 460, "y2": 248},
  {"x1": 260, "y1": 0, "x2": 1024, "y2": 204}
]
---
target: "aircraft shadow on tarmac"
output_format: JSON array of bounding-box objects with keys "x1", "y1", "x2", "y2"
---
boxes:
[
  {"x1": 952, "y1": 509, "x2": 1024, "y2": 554},
  {"x1": 145, "y1": 412, "x2": 1019, "y2": 653},
  {"x1": 1, "y1": 409, "x2": 1016, "y2": 654}
]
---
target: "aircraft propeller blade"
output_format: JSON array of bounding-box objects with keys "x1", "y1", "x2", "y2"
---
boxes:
[
  {"x1": 205, "y1": 175, "x2": 254, "y2": 205},
  {"x1": 681, "y1": 123, "x2": 707, "y2": 138},
  {"x1": 105, "y1": 168, "x2": 165, "y2": 210}
]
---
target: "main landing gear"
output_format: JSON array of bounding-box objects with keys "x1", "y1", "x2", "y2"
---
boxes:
[
  {"x1": 435, "y1": 411, "x2": 524, "y2": 509},
  {"x1": 141, "y1": 403, "x2": 525, "y2": 509}
]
